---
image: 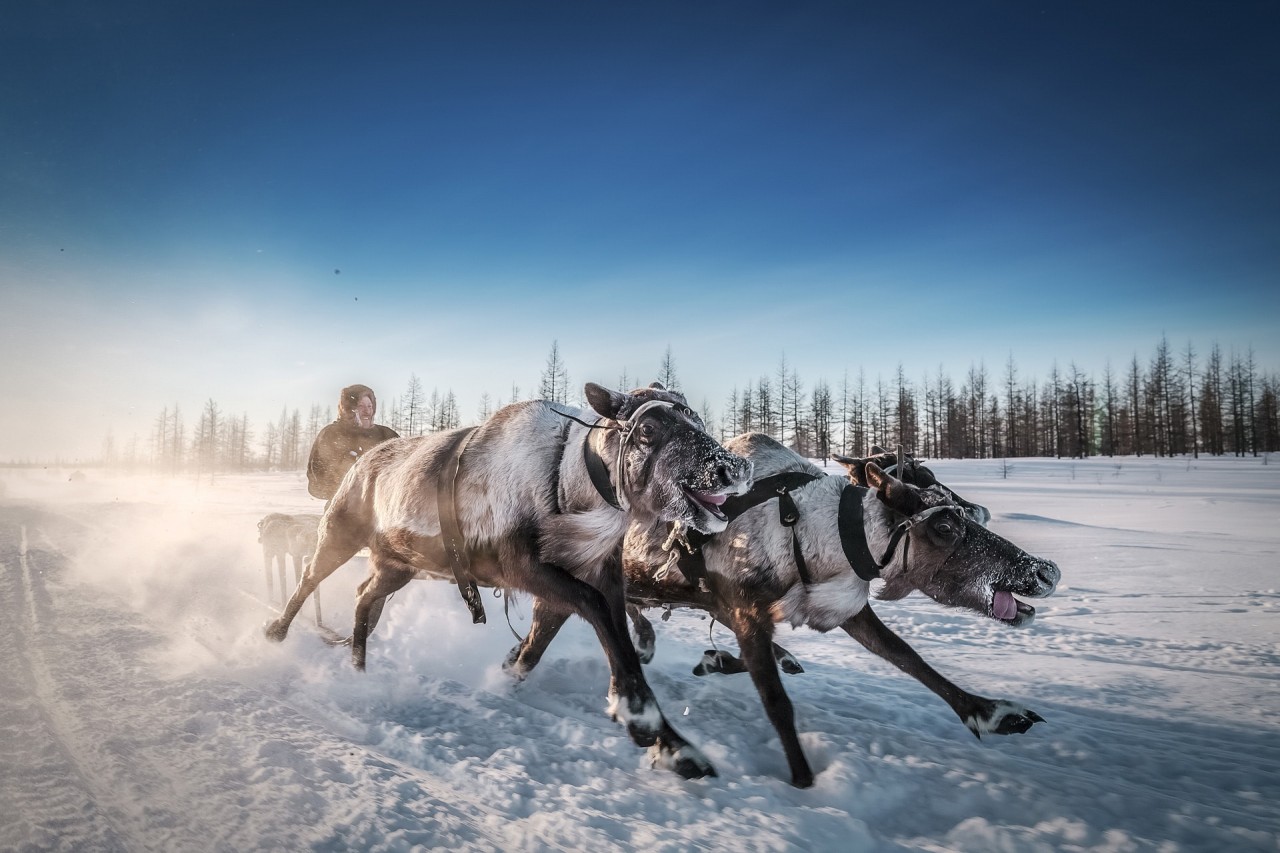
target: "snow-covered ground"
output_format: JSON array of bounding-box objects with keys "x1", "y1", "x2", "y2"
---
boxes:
[{"x1": 1, "y1": 455, "x2": 1277, "y2": 852}]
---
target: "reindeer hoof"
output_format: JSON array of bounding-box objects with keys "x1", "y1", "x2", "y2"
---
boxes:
[
  {"x1": 636, "y1": 640, "x2": 655, "y2": 665},
  {"x1": 608, "y1": 691, "x2": 663, "y2": 747},
  {"x1": 693, "y1": 649, "x2": 724, "y2": 676},
  {"x1": 264, "y1": 620, "x2": 288, "y2": 642},
  {"x1": 627, "y1": 722, "x2": 659, "y2": 748},
  {"x1": 501, "y1": 646, "x2": 530, "y2": 681},
  {"x1": 776, "y1": 651, "x2": 804, "y2": 675},
  {"x1": 650, "y1": 740, "x2": 716, "y2": 780},
  {"x1": 965, "y1": 700, "x2": 1045, "y2": 738},
  {"x1": 693, "y1": 649, "x2": 747, "y2": 676}
]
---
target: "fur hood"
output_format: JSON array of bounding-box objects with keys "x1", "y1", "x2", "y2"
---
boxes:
[{"x1": 338, "y1": 384, "x2": 376, "y2": 419}]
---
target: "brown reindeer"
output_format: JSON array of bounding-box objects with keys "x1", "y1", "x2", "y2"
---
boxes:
[{"x1": 264, "y1": 383, "x2": 753, "y2": 779}]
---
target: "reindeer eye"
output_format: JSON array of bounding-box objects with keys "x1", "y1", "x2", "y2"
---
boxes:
[
  {"x1": 930, "y1": 517, "x2": 961, "y2": 543},
  {"x1": 637, "y1": 421, "x2": 657, "y2": 440}
]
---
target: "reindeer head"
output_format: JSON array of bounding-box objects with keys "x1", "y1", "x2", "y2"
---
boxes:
[
  {"x1": 833, "y1": 447, "x2": 991, "y2": 527},
  {"x1": 585, "y1": 382, "x2": 752, "y2": 535},
  {"x1": 862, "y1": 462, "x2": 1059, "y2": 627}
]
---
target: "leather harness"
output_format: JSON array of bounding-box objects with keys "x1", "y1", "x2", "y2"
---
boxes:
[
  {"x1": 437, "y1": 426, "x2": 486, "y2": 623},
  {"x1": 673, "y1": 473, "x2": 913, "y2": 589}
]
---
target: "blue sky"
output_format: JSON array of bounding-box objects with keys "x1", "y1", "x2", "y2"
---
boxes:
[{"x1": 3, "y1": 1, "x2": 1277, "y2": 460}]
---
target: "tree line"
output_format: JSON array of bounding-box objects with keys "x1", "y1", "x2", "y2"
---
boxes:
[{"x1": 98, "y1": 334, "x2": 1277, "y2": 474}]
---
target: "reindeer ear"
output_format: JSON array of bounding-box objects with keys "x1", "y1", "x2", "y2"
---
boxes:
[
  {"x1": 870, "y1": 444, "x2": 887, "y2": 455},
  {"x1": 648, "y1": 381, "x2": 667, "y2": 391},
  {"x1": 864, "y1": 461, "x2": 889, "y2": 490},
  {"x1": 832, "y1": 454, "x2": 868, "y2": 485},
  {"x1": 584, "y1": 383, "x2": 628, "y2": 420},
  {"x1": 866, "y1": 461, "x2": 925, "y2": 515}
]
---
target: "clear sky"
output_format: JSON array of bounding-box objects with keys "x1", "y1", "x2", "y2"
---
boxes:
[{"x1": 3, "y1": 1, "x2": 1277, "y2": 461}]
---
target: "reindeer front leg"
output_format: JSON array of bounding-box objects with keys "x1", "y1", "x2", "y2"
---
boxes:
[
  {"x1": 841, "y1": 604, "x2": 1044, "y2": 738},
  {"x1": 263, "y1": 549, "x2": 275, "y2": 603},
  {"x1": 520, "y1": 559, "x2": 716, "y2": 780}
]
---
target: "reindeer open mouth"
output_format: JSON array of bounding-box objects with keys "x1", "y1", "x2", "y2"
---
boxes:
[
  {"x1": 683, "y1": 486, "x2": 729, "y2": 523},
  {"x1": 991, "y1": 589, "x2": 1036, "y2": 625}
]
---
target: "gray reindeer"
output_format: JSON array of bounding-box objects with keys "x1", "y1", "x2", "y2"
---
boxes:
[
  {"x1": 637, "y1": 445, "x2": 994, "y2": 676},
  {"x1": 510, "y1": 433, "x2": 1061, "y2": 787},
  {"x1": 264, "y1": 382, "x2": 753, "y2": 779}
]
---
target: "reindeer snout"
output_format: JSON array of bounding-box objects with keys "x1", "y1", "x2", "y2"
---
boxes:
[
  {"x1": 1033, "y1": 559, "x2": 1061, "y2": 595},
  {"x1": 721, "y1": 456, "x2": 754, "y2": 494}
]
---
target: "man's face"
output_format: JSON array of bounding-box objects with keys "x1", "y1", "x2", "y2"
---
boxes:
[{"x1": 354, "y1": 396, "x2": 374, "y2": 428}]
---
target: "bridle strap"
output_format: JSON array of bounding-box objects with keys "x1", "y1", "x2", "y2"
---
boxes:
[
  {"x1": 719, "y1": 472, "x2": 823, "y2": 520},
  {"x1": 583, "y1": 421, "x2": 621, "y2": 510},
  {"x1": 578, "y1": 399, "x2": 678, "y2": 513},
  {"x1": 838, "y1": 486, "x2": 951, "y2": 581},
  {"x1": 613, "y1": 399, "x2": 676, "y2": 512}
]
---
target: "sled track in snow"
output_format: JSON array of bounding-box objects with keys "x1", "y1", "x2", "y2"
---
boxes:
[{"x1": 0, "y1": 521, "x2": 132, "y2": 851}]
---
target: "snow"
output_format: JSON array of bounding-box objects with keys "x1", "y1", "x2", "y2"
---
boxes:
[{"x1": 2, "y1": 456, "x2": 1277, "y2": 852}]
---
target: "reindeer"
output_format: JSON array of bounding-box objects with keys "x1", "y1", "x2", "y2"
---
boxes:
[
  {"x1": 508, "y1": 433, "x2": 1061, "y2": 787},
  {"x1": 256, "y1": 513, "x2": 321, "y2": 607},
  {"x1": 264, "y1": 383, "x2": 753, "y2": 779},
  {"x1": 640, "y1": 445, "x2": 993, "y2": 677}
]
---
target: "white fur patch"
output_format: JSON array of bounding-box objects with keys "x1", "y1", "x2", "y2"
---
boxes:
[
  {"x1": 607, "y1": 690, "x2": 663, "y2": 733},
  {"x1": 775, "y1": 572, "x2": 870, "y2": 632},
  {"x1": 541, "y1": 507, "x2": 628, "y2": 579}
]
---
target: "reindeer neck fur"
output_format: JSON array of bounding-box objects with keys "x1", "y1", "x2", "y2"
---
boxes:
[{"x1": 540, "y1": 415, "x2": 631, "y2": 582}]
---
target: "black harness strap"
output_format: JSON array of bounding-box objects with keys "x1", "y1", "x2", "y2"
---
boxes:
[
  {"x1": 677, "y1": 471, "x2": 822, "y2": 586},
  {"x1": 438, "y1": 427, "x2": 486, "y2": 623},
  {"x1": 719, "y1": 471, "x2": 823, "y2": 520},
  {"x1": 777, "y1": 486, "x2": 815, "y2": 586},
  {"x1": 837, "y1": 485, "x2": 881, "y2": 581},
  {"x1": 583, "y1": 420, "x2": 622, "y2": 510},
  {"x1": 837, "y1": 484, "x2": 913, "y2": 581}
]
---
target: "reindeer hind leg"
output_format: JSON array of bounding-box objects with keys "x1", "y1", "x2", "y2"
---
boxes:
[
  {"x1": 627, "y1": 604, "x2": 656, "y2": 665},
  {"x1": 265, "y1": 519, "x2": 363, "y2": 643},
  {"x1": 523, "y1": 559, "x2": 715, "y2": 780},
  {"x1": 504, "y1": 597, "x2": 570, "y2": 679},
  {"x1": 351, "y1": 555, "x2": 415, "y2": 671}
]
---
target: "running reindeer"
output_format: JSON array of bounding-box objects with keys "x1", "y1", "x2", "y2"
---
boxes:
[
  {"x1": 264, "y1": 382, "x2": 753, "y2": 779},
  {"x1": 635, "y1": 445, "x2": 993, "y2": 677},
  {"x1": 506, "y1": 433, "x2": 1061, "y2": 787}
]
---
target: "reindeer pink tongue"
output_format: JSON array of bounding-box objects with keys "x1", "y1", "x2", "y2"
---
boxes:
[
  {"x1": 992, "y1": 591, "x2": 1018, "y2": 621},
  {"x1": 696, "y1": 490, "x2": 727, "y2": 506}
]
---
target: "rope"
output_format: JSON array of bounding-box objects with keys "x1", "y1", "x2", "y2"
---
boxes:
[
  {"x1": 500, "y1": 589, "x2": 526, "y2": 644},
  {"x1": 548, "y1": 406, "x2": 619, "y2": 432}
]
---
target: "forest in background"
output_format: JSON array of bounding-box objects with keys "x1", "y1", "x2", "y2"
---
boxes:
[{"x1": 44, "y1": 335, "x2": 1280, "y2": 473}]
